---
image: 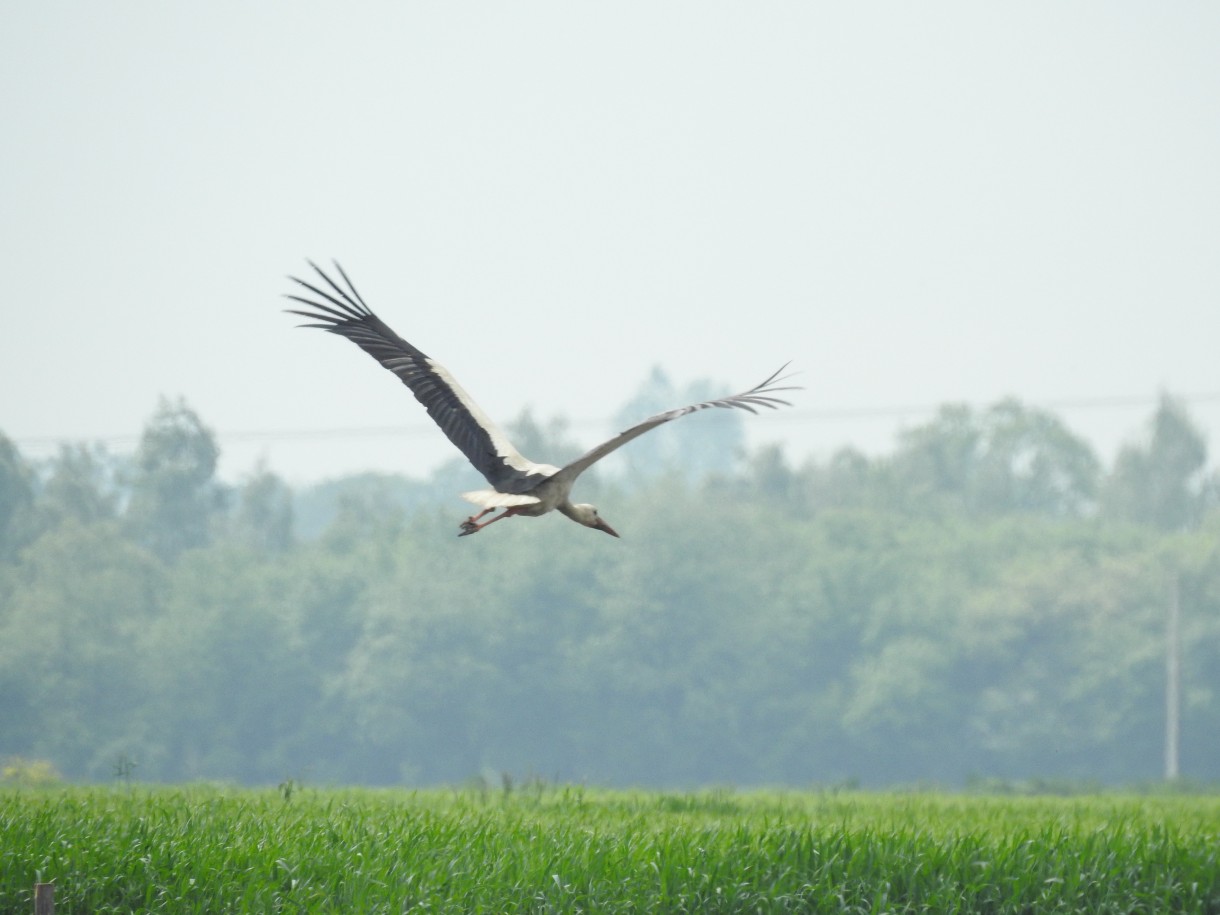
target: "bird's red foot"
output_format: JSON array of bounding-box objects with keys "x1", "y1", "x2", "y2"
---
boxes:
[
  {"x1": 460, "y1": 509, "x2": 492, "y2": 531},
  {"x1": 458, "y1": 506, "x2": 517, "y2": 537}
]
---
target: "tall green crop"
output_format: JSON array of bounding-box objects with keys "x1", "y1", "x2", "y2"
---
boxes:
[{"x1": 2, "y1": 786, "x2": 1218, "y2": 913}]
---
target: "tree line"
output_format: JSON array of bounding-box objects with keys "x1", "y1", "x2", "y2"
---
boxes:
[{"x1": 1, "y1": 377, "x2": 1218, "y2": 787}]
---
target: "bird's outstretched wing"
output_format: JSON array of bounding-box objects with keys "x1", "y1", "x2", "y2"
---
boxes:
[
  {"x1": 285, "y1": 261, "x2": 557, "y2": 494},
  {"x1": 552, "y1": 365, "x2": 800, "y2": 485}
]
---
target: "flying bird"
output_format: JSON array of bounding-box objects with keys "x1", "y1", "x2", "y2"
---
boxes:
[{"x1": 286, "y1": 261, "x2": 798, "y2": 538}]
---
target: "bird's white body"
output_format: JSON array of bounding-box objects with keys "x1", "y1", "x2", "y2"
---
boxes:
[
  {"x1": 460, "y1": 465, "x2": 610, "y2": 534},
  {"x1": 287, "y1": 261, "x2": 797, "y2": 538}
]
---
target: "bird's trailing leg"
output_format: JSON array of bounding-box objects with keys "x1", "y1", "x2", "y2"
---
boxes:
[
  {"x1": 460, "y1": 507, "x2": 495, "y2": 532},
  {"x1": 458, "y1": 507, "x2": 522, "y2": 537}
]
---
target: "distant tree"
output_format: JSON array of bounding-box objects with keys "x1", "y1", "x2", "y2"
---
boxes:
[
  {"x1": 321, "y1": 474, "x2": 406, "y2": 553},
  {"x1": 744, "y1": 443, "x2": 796, "y2": 504},
  {"x1": 972, "y1": 399, "x2": 1101, "y2": 516},
  {"x1": 799, "y1": 447, "x2": 886, "y2": 514},
  {"x1": 958, "y1": 540, "x2": 1166, "y2": 780},
  {"x1": 295, "y1": 471, "x2": 451, "y2": 540},
  {"x1": 7, "y1": 393, "x2": 1220, "y2": 788},
  {"x1": 1172, "y1": 515, "x2": 1220, "y2": 771},
  {"x1": 144, "y1": 545, "x2": 326, "y2": 781},
  {"x1": 38, "y1": 443, "x2": 119, "y2": 529},
  {"x1": 0, "y1": 433, "x2": 35, "y2": 562},
  {"x1": 123, "y1": 398, "x2": 226, "y2": 561},
  {"x1": 0, "y1": 520, "x2": 163, "y2": 777},
  {"x1": 1103, "y1": 394, "x2": 1210, "y2": 530},
  {"x1": 893, "y1": 403, "x2": 979, "y2": 507},
  {"x1": 232, "y1": 463, "x2": 294, "y2": 553},
  {"x1": 892, "y1": 400, "x2": 1100, "y2": 517}
]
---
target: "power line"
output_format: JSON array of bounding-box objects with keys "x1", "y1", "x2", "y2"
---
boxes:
[
  {"x1": 12, "y1": 391, "x2": 1220, "y2": 451},
  {"x1": 781, "y1": 391, "x2": 1220, "y2": 422}
]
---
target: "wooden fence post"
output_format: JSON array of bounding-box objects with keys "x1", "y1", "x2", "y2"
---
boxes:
[{"x1": 34, "y1": 882, "x2": 54, "y2": 915}]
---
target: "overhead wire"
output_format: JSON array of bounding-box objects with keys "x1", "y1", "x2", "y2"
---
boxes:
[{"x1": 12, "y1": 391, "x2": 1220, "y2": 451}]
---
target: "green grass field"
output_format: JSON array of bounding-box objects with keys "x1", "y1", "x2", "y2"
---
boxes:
[{"x1": 2, "y1": 784, "x2": 1218, "y2": 913}]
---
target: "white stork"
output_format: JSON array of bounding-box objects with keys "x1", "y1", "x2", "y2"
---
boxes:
[{"x1": 286, "y1": 261, "x2": 798, "y2": 538}]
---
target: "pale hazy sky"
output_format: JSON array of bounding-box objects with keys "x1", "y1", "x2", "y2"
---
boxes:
[{"x1": 4, "y1": 3, "x2": 1219, "y2": 485}]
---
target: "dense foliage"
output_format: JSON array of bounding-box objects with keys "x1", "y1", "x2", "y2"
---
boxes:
[
  {"x1": 1, "y1": 386, "x2": 1218, "y2": 786},
  {"x1": 3, "y1": 786, "x2": 1219, "y2": 914}
]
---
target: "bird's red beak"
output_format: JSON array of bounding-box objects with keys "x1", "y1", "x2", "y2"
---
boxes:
[{"x1": 595, "y1": 518, "x2": 620, "y2": 538}]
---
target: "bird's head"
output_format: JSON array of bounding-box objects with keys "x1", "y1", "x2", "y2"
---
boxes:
[{"x1": 572, "y1": 503, "x2": 620, "y2": 538}]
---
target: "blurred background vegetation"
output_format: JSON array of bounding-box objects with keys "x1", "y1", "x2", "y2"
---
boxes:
[{"x1": 1, "y1": 372, "x2": 1217, "y2": 787}]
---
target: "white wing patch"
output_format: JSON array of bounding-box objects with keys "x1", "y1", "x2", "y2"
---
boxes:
[
  {"x1": 427, "y1": 356, "x2": 551, "y2": 477},
  {"x1": 461, "y1": 490, "x2": 543, "y2": 509}
]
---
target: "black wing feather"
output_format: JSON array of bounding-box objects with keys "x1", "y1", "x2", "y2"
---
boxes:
[{"x1": 285, "y1": 261, "x2": 552, "y2": 494}]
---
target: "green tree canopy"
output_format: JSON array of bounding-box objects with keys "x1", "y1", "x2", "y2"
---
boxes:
[
  {"x1": 38, "y1": 443, "x2": 119, "y2": 530},
  {"x1": 123, "y1": 398, "x2": 225, "y2": 560},
  {"x1": 232, "y1": 463, "x2": 294, "y2": 554},
  {"x1": 1104, "y1": 394, "x2": 1211, "y2": 530},
  {"x1": 0, "y1": 387, "x2": 1216, "y2": 787},
  {"x1": 0, "y1": 433, "x2": 35, "y2": 563},
  {"x1": 891, "y1": 400, "x2": 1100, "y2": 517}
]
